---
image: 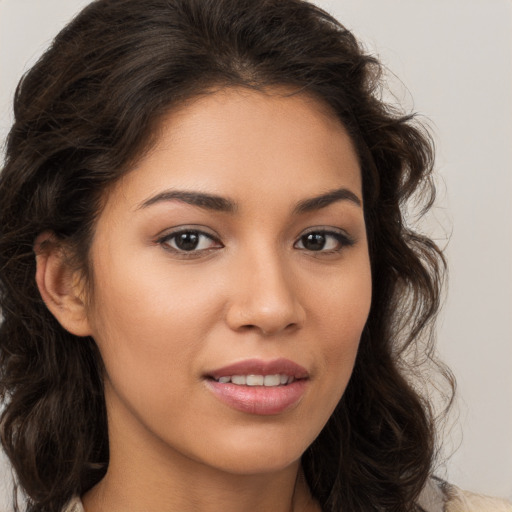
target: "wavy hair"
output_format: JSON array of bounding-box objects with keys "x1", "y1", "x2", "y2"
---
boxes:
[{"x1": 0, "y1": 0, "x2": 452, "y2": 510}]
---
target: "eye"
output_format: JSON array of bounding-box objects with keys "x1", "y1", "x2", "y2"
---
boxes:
[
  {"x1": 158, "y1": 229, "x2": 222, "y2": 253},
  {"x1": 294, "y1": 230, "x2": 354, "y2": 252}
]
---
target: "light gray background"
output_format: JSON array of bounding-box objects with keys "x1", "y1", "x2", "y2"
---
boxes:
[{"x1": 1, "y1": 0, "x2": 511, "y2": 508}]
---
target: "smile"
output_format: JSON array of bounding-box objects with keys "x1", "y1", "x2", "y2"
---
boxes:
[
  {"x1": 205, "y1": 358, "x2": 309, "y2": 415},
  {"x1": 214, "y1": 374, "x2": 296, "y2": 386}
]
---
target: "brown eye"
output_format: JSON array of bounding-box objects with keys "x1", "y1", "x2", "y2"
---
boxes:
[
  {"x1": 174, "y1": 232, "x2": 201, "y2": 251},
  {"x1": 300, "y1": 233, "x2": 328, "y2": 251},
  {"x1": 294, "y1": 230, "x2": 354, "y2": 253},
  {"x1": 160, "y1": 230, "x2": 221, "y2": 252}
]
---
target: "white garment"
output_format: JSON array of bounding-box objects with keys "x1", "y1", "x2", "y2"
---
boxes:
[
  {"x1": 417, "y1": 477, "x2": 512, "y2": 512},
  {"x1": 61, "y1": 480, "x2": 512, "y2": 512}
]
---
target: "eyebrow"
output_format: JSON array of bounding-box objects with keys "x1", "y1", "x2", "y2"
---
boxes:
[
  {"x1": 138, "y1": 190, "x2": 237, "y2": 212},
  {"x1": 293, "y1": 187, "x2": 362, "y2": 214},
  {"x1": 138, "y1": 187, "x2": 361, "y2": 214}
]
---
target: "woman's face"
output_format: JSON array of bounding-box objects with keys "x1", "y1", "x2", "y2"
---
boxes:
[{"x1": 84, "y1": 87, "x2": 372, "y2": 476}]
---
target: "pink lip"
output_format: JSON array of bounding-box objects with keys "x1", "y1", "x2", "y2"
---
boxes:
[
  {"x1": 207, "y1": 358, "x2": 309, "y2": 380},
  {"x1": 204, "y1": 358, "x2": 309, "y2": 415}
]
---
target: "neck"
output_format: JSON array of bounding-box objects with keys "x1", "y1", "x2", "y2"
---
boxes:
[{"x1": 83, "y1": 455, "x2": 317, "y2": 512}]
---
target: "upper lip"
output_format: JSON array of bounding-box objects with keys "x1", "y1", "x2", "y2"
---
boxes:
[{"x1": 206, "y1": 358, "x2": 309, "y2": 380}]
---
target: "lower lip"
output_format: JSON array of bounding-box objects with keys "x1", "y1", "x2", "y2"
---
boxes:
[{"x1": 205, "y1": 379, "x2": 307, "y2": 415}]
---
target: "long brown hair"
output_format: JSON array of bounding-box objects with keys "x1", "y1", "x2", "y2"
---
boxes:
[{"x1": 0, "y1": 1, "x2": 452, "y2": 510}]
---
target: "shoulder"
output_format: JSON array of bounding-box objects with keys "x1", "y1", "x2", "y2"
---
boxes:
[
  {"x1": 61, "y1": 496, "x2": 84, "y2": 512},
  {"x1": 61, "y1": 482, "x2": 512, "y2": 512},
  {"x1": 417, "y1": 477, "x2": 512, "y2": 512},
  {"x1": 444, "y1": 485, "x2": 512, "y2": 512}
]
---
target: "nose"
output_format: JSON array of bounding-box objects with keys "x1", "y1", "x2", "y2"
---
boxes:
[{"x1": 225, "y1": 251, "x2": 305, "y2": 336}]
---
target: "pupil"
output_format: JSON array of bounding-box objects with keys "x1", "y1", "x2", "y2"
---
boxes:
[
  {"x1": 303, "y1": 233, "x2": 325, "y2": 251},
  {"x1": 176, "y1": 232, "x2": 199, "y2": 251}
]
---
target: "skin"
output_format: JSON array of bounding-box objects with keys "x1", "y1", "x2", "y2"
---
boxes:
[{"x1": 37, "y1": 87, "x2": 372, "y2": 512}]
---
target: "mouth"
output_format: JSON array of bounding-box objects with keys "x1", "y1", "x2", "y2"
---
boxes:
[
  {"x1": 211, "y1": 374, "x2": 297, "y2": 386},
  {"x1": 204, "y1": 358, "x2": 309, "y2": 415},
  {"x1": 206, "y1": 357, "x2": 309, "y2": 381}
]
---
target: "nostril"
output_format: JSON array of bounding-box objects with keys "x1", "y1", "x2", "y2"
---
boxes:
[
  {"x1": 242, "y1": 322, "x2": 299, "y2": 336},
  {"x1": 240, "y1": 324, "x2": 256, "y2": 330}
]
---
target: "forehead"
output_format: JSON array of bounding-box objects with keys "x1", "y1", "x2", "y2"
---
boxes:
[{"x1": 105, "y1": 87, "x2": 362, "y2": 213}]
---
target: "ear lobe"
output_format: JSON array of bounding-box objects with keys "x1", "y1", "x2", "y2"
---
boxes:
[{"x1": 34, "y1": 232, "x2": 92, "y2": 337}]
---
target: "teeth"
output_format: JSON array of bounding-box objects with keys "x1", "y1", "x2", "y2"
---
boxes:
[
  {"x1": 216, "y1": 374, "x2": 296, "y2": 386},
  {"x1": 246, "y1": 375, "x2": 264, "y2": 386},
  {"x1": 263, "y1": 374, "x2": 280, "y2": 386},
  {"x1": 231, "y1": 375, "x2": 246, "y2": 385}
]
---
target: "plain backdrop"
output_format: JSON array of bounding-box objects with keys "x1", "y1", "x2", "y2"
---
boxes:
[{"x1": 1, "y1": 0, "x2": 511, "y2": 508}]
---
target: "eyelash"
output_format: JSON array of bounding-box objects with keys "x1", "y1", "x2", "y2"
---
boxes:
[
  {"x1": 295, "y1": 229, "x2": 355, "y2": 254},
  {"x1": 157, "y1": 229, "x2": 222, "y2": 257},
  {"x1": 156, "y1": 228, "x2": 355, "y2": 258}
]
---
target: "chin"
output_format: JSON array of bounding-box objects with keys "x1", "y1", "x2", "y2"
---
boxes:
[
  {"x1": 212, "y1": 452, "x2": 302, "y2": 476},
  {"x1": 194, "y1": 428, "x2": 312, "y2": 476}
]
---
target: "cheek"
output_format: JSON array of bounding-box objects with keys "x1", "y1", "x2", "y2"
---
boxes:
[
  {"x1": 312, "y1": 256, "x2": 372, "y2": 388},
  {"x1": 86, "y1": 252, "x2": 223, "y2": 391},
  {"x1": 86, "y1": 265, "x2": 223, "y2": 445}
]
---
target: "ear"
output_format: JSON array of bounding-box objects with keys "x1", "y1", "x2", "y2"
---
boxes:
[{"x1": 34, "y1": 232, "x2": 92, "y2": 337}]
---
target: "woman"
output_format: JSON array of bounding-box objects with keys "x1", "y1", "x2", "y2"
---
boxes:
[{"x1": 0, "y1": 1, "x2": 509, "y2": 511}]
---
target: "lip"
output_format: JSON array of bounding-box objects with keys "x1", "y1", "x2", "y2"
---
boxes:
[
  {"x1": 204, "y1": 358, "x2": 309, "y2": 415},
  {"x1": 206, "y1": 358, "x2": 309, "y2": 380}
]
